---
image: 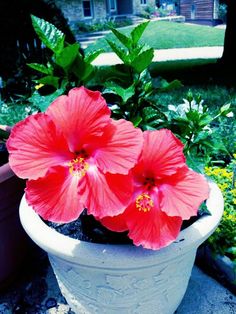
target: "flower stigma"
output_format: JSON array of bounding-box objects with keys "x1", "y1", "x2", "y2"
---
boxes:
[
  {"x1": 68, "y1": 157, "x2": 89, "y2": 177},
  {"x1": 136, "y1": 193, "x2": 154, "y2": 212}
]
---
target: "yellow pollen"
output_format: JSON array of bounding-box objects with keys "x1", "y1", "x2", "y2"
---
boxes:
[
  {"x1": 68, "y1": 157, "x2": 89, "y2": 177},
  {"x1": 135, "y1": 193, "x2": 154, "y2": 212}
]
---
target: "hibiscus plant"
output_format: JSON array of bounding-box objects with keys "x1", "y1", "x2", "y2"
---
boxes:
[
  {"x1": 4, "y1": 17, "x2": 223, "y2": 250},
  {"x1": 7, "y1": 87, "x2": 209, "y2": 250},
  {"x1": 27, "y1": 15, "x2": 103, "y2": 111}
]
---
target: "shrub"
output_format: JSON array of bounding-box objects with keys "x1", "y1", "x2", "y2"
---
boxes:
[{"x1": 205, "y1": 156, "x2": 236, "y2": 262}]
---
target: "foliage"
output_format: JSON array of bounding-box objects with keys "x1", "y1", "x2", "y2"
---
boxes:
[
  {"x1": 101, "y1": 21, "x2": 182, "y2": 128},
  {"x1": 73, "y1": 18, "x2": 132, "y2": 34},
  {"x1": 160, "y1": 91, "x2": 234, "y2": 171},
  {"x1": 0, "y1": 98, "x2": 38, "y2": 127},
  {"x1": 218, "y1": 3, "x2": 227, "y2": 23},
  {"x1": 100, "y1": 22, "x2": 233, "y2": 170},
  {"x1": 145, "y1": 83, "x2": 236, "y2": 159},
  {"x1": 205, "y1": 156, "x2": 236, "y2": 262},
  {"x1": 23, "y1": 18, "x2": 234, "y2": 173},
  {"x1": 27, "y1": 15, "x2": 103, "y2": 110}
]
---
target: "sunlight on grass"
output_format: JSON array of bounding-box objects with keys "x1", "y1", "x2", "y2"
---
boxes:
[{"x1": 85, "y1": 21, "x2": 225, "y2": 53}]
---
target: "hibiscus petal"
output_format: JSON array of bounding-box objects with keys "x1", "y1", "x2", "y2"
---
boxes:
[
  {"x1": 124, "y1": 200, "x2": 182, "y2": 250},
  {"x1": 78, "y1": 165, "x2": 133, "y2": 218},
  {"x1": 7, "y1": 113, "x2": 73, "y2": 180},
  {"x1": 100, "y1": 213, "x2": 128, "y2": 232},
  {"x1": 46, "y1": 87, "x2": 111, "y2": 151},
  {"x1": 159, "y1": 167, "x2": 210, "y2": 220},
  {"x1": 90, "y1": 119, "x2": 143, "y2": 175},
  {"x1": 26, "y1": 166, "x2": 84, "y2": 223},
  {"x1": 141, "y1": 129, "x2": 185, "y2": 178}
]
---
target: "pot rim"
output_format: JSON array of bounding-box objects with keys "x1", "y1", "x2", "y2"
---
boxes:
[{"x1": 19, "y1": 181, "x2": 224, "y2": 268}]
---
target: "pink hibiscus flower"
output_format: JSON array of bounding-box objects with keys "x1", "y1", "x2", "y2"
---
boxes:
[
  {"x1": 100, "y1": 129, "x2": 209, "y2": 250},
  {"x1": 7, "y1": 87, "x2": 143, "y2": 222}
]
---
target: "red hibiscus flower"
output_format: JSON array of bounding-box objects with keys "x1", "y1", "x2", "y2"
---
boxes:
[
  {"x1": 100, "y1": 129, "x2": 209, "y2": 250},
  {"x1": 7, "y1": 87, "x2": 143, "y2": 222}
]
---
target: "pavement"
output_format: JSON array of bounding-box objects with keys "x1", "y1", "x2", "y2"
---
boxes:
[{"x1": 92, "y1": 46, "x2": 224, "y2": 66}]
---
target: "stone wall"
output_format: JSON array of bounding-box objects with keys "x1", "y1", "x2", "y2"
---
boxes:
[{"x1": 54, "y1": 0, "x2": 107, "y2": 23}]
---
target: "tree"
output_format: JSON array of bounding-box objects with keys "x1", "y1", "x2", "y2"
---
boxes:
[{"x1": 220, "y1": 0, "x2": 236, "y2": 69}]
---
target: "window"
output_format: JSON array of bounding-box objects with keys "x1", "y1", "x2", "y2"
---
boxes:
[
  {"x1": 109, "y1": 0, "x2": 117, "y2": 11},
  {"x1": 140, "y1": 0, "x2": 147, "y2": 4},
  {"x1": 82, "y1": 0, "x2": 92, "y2": 17}
]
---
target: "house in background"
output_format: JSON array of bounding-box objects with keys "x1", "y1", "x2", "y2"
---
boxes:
[
  {"x1": 53, "y1": 0, "x2": 220, "y2": 25},
  {"x1": 178, "y1": 0, "x2": 220, "y2": 24},
  {"x1": 157, "y1": 1, "x2": 220, "y2": 25},
  {"x1": 54, "y1": 0, "x2": 156, "y2": 23}
]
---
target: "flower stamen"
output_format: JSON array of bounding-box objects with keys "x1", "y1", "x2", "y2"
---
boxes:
[
  {"x1": 136, "y1": 193, "x2": 154, "y2": 212},
  {"x1": 68, "y1": 157, "x2": 89, "y2": 177}
]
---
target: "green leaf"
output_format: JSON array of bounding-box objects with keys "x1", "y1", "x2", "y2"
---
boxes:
[
  {"x1": 186, "y1": 154, "x2": 205, "y2": 173},
  {"x1": 104, "y1": 83, "x2": 135, "y2": 103},
  {"x1": 28, "y1": 88, "x2": 64, "y2": 112},
  {"x1": 71, "y1": 56, "x2": 94, "y2": 83},
  {"x1": 31, "y1": 15, "x2": 65, "y2": 53},
  {"x1": 55, "y1": 43, "x2": 79, "y2": 69},
  {"x1": 131, "y1": 21, "x2": 150, "y2": 45},
  {"x1": 220, "y1": 103, "x2": 231, "y2": 114},
  {"x1": 106, "y1": 39, "x2": 128, "y2": 63},
  {"x1": 158, "y1": 79, "x2": 183, "y2": 92},
  {"x1": 131, "y1": 48, "x2": 154, "y2": 73},
  {"x1": 131, "y1": 116, "x2": 142, "y2": 127},
  {"x1": 38, "y1": 75, "x2": 59, "y2": 89},
  {"x1": 84, "y1": 48, "x2": 104, "y2": 64},
  {"x1": 27, "y1": 63, "x2": 52, "y2": 75},
  {"x1": 199, "y1": 114, "x2": 213, "y2": 127},
  {"x1": 198, "y1": 202, "x2": 211, "y2": 216},
  {"x1": 110, "y1": 27, "x2": 132, "y2": 49}
]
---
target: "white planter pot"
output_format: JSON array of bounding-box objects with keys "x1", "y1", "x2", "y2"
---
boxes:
[{"x1": 19, "y1": 182, "x2": 223, "y2": 314}]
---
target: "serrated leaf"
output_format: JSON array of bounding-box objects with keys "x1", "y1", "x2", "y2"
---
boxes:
[
  {"x1": 55, "y1": 43, "x2": 79, "y2": 69},
  {"x1": 31, "y1": 15, "x2": 65, "y2": 53},
  {"x1": 110, "y1": 27, "x2": 132, "y2": 49},
  {"x1": 84, "y1": 48, "x2": 104, "y2": 64},
  {"x1": 106, "y1": 39, "x2": 128, "y2": 63},
  {"x1": 131, "y1": 21, "x2": 150, "y2": 45},
  {"x1": 131, "y1": 48, "x2": 154, "y2": 73},
  {"x1": 27, "y1": 63, "x2": 52, "y2": 75}
]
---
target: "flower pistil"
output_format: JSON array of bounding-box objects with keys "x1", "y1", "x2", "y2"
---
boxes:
[
  {"x1": 136, "y1": 193, "x2": 154, "y2": 212},
  {"x1": 68, "y1": 157, "x2": 89, "y2": 177}
]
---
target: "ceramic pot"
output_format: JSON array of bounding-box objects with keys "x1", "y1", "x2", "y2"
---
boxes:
[
  {"x1": 0, "y1": 163, "x2": 28, "y2": 288},
  {"x1": 19, "y1": 182, "x2": 224, "y2": 314}
]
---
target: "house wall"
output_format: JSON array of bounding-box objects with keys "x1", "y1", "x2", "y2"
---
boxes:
[
  {"x1": 133, "y1": 0, "x2": 156, "y2": 15},
  {"x1": 180, "y1": 0, "x2": 214, "y2": 20},
  {"x1": 54, "y1": 0, "x2": 107, "y2": 22}
]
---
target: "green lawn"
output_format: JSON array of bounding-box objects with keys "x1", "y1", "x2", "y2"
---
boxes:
[{"x1": 85, "y1": 21, "x2": 225, "y2": 53}]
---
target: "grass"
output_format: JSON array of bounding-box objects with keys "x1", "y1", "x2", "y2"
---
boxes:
[{"x1": 85, "y1": 20, "x2": 225, "y2": 53}]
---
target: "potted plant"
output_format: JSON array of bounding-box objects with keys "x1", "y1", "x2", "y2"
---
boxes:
[
  {"x1": 6, "y1": 17, "x2": 231, "y2": 312},
  {"x1": 5, "y1": 85, "x2": 223, "y2": 314}
]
